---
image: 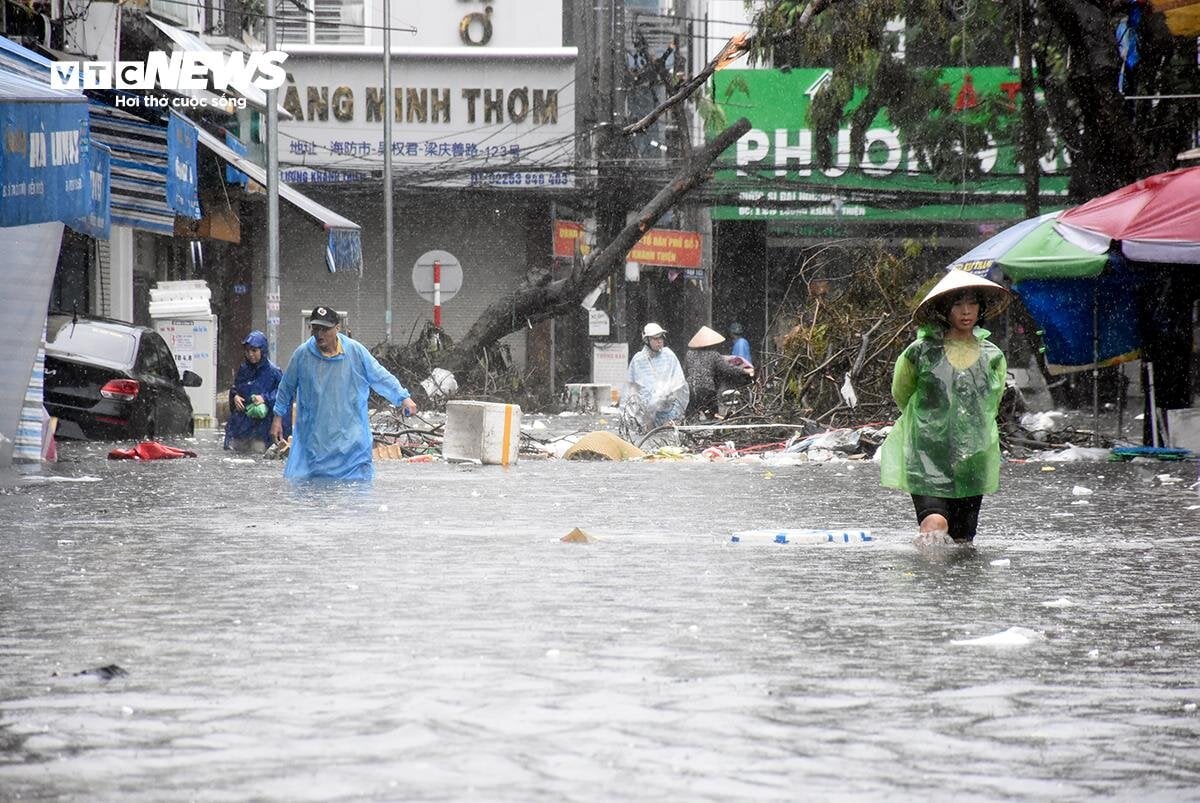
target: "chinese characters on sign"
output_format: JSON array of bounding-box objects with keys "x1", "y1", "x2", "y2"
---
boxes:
[{"x1": 276, "y1": 55, "x2": 576, "y2": 189}]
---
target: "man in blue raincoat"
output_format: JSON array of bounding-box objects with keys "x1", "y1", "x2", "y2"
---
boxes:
[
  {"x1": 270, "y1": 305, "x2": 418, "y2": 480},
  {"x1": 225, "y1": 330, "x2": 288, "y2": 453}
]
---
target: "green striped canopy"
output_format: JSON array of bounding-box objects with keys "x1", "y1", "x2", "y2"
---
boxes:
[{"x1": 997, "y1": 218, "x2": 1108, "y2": 281}]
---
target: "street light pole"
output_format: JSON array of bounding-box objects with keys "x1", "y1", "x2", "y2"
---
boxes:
[
  {"x1": 596, "y1": 0, "x2": 627, "y2": 344},
  {"x1": 383, "y1": 0, "x2": 394, "y2": 343},
  {"x1": 265, "y1": 0, "x2": 280, "y2": 363}
]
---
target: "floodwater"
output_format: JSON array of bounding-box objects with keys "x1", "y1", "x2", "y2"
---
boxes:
[{"x1": 1, "y1": 420, "x2": 1198, "y2": 801}]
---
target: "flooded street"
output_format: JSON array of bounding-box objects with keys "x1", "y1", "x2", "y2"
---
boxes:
[{"x1": 1, "y1": 422, "x2": 1199, "y2": 801}]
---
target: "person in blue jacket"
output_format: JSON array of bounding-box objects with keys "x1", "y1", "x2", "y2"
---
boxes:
[
  {"x1": 269, "y1": 305, "x2": 418, "y2": 480},
  {"x1": 728, "y1": 321, "x2": 752, "y2": 365},
  {"x1": 224, "y1": 330, "x2": 287, "y2": 453}
]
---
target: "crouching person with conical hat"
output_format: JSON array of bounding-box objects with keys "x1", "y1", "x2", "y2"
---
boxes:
[
  {"x1": 684, "y1": 325, "x2": 754, "y2": 418},
  {"x1": 879, "y1": 270, "x2": 1011, "y2": 546}
]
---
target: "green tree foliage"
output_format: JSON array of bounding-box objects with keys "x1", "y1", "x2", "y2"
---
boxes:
[{"x1": 746, "y1": 0, "x2": 1199, "y2": 200}]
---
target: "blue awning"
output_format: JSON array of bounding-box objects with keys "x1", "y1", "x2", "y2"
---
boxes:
[
  {"x1": 0, "y1": 39, "x2": 92, "y2": 229},
  {"x1": 3, "y1": 35, "x2": 359, "y2": 267},
  {"x1": 88, "y1": 102, "x2": 176, "y2": 234},
  {"x1": 1, "y1": 35, "x2": 172, "y2": 235},
  {"x1": 0, "y1": 35, "x2": 79, "y2": 87}
]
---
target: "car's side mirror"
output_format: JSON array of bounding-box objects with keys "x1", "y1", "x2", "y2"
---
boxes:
[{"x1": 181, "y1": 370, "x2": 203, "y2": 387}]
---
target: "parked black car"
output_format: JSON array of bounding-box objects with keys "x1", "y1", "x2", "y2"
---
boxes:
[{"x1": 43, "y1": 313, "x2": 203, "y2": 441}]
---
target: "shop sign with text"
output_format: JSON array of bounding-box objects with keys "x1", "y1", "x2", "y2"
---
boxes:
[
  {"x1": 553, "y1": 220, "x2": 587, "y2": 258},
  {"x1": 709, "y1": 67, "x2": 1070, "y2": 222},
  {"x1": 553, "y1": 222, "x2": 703, "y2": 268},
  {"x1": 628, "y1": 229, "x2": 702, "y2": 268},
  {"x1": 278, "y1": 54, "x2": 575, "y2": 189}
]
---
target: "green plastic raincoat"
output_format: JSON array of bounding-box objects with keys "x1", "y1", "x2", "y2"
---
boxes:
[{"x1": 879, "y1": 325, "x2": 1007, "y2": 498}]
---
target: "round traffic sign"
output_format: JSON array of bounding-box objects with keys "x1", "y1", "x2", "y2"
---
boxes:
[{"x1": 412, "y1": 250, "x2": 464, "y2": 303}]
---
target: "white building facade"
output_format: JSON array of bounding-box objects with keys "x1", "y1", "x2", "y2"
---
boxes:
[{"x1": 263, "y1": 0, "x2": 578, "y2": 367}]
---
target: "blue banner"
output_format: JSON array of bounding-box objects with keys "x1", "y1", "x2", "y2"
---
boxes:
[
  {"x1": 224, "y1": 131, "x2": 249, "y2": 186},
  {"x1": 166, "y1": 111, "x2": 200, "y2": 220},
  {"x1": 72, "y1": 142, "x2": 110, "y2": 239},
  {"x1": 0, "y1": 97, "x2": 90, "y2": 228}
]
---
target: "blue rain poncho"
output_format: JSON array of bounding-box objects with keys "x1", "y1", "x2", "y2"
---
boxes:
[
  {"x1": 623, "y1": 344, "x2": 689, "y2": 432},
  {"x1": 273, "y1": 334, "x2": 411, "y2": 480},
  {"x1": 879, "y1": 325, "x2": 1007, "y2": 498},
  {"x1": 224, "y1": 331, "x2": 288, "y2": 450}
]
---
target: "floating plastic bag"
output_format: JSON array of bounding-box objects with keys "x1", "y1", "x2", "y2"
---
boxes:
[
  {"x1": 840, "y1": 373, "x2": 858, "y2": 408},
  {"x1": 421, "y1": 368, "x2": 458, "y2": 401},
  {"x1": 730, "y1": 529, "x2": 873, "y2": 545},
  {"x1": 1019, "y1": 410, "x2": 1066, "y2": 433},
  {"x1": 1029, "y1": 444, "x2": 1111, "y2": 462}
]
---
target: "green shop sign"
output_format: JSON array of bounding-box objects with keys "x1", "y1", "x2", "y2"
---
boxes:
[{"x1": 708, "y1": 67, "x2": 1069, "y2": 223}]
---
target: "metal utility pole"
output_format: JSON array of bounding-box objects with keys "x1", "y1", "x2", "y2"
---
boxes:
[
  {"x1": 595, "y1": 0, "x2": 628, "y2": 344},
  {"x1": 383, "y1": 0, "x2": 395, "y2": 343},
  {"x1": 265, "y1": 0, "x2": 280, "y2": 363}
]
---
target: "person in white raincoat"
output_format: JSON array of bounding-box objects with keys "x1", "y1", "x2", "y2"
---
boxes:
[{"x1": 621, "y1": 322, "x2": 689, "y2": 435}]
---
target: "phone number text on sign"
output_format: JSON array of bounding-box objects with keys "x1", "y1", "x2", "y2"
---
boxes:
[{"x1": 469, "y1": 171, "x2": 571, "y2": 187}]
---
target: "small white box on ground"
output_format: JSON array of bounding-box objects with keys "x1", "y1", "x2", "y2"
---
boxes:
[{"x1": 443, "y1": 401, "x2": 522, "y2": 465}]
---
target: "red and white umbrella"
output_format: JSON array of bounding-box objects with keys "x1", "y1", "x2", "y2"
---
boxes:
[{"x1": 1055, "y1": 166, "x2": 1200, "y2": 264}]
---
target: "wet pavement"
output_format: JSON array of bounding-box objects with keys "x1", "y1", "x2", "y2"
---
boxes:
[{"x1": 1, "y1": 418, "x2": 1199, "y2": 800}]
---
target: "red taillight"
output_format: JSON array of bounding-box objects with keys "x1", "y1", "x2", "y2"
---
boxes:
[{"x1": 100, "y1": 379, "x2": 139, "y2": 401}]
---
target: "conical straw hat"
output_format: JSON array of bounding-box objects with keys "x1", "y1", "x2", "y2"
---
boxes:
[
  {"x1": 688, "y1": 325, "x2": 726, "y2": 348},
  {"x1": 913, "y1": 269, "x2": 1011, "y2": 325}
]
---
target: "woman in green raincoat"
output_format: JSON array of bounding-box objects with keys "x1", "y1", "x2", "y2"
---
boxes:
[{"x1": 880, "y1": 270, "x2": 1011, "y2": 544}]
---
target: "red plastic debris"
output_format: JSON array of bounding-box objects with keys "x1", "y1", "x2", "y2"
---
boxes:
[{"x1": 107, "y1": 442, "x2": 197, "y2": 460}]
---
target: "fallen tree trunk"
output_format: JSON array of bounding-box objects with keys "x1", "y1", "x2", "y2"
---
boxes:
[{"x1": 431, "y1": 117, "x2": 752, "y2": 378}]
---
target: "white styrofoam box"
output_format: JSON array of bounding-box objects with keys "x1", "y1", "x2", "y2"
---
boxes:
[
  {"x1": 154, "y1": 280, "x2": 210, "y2": 292},
  {"x1": 149, "y1": 301, "x2": 212, "y2": 318},
  {"x1": 442, "y1": 400, "x2": 522, "y2": 466},
  {"x1": 149, "y1": 286, "x2": 211, "y2": 301}
]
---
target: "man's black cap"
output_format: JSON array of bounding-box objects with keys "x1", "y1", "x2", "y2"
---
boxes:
[{"x1": 309, "y1": 305, "x2": 340, "y2": 328}]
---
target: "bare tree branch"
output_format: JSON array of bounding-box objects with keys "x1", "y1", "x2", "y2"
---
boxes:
[{"x1": 431, "y1": 118, "x2": 753, "y2": 377}]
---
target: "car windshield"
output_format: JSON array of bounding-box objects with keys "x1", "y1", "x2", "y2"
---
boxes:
[{"x1": 45, "y1": 321, "x2": 137, "y2": 368}]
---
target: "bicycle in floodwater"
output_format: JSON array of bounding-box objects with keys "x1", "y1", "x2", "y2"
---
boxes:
[{"x1": 623, "y1": 386, "x2": 813, "y2": 454}]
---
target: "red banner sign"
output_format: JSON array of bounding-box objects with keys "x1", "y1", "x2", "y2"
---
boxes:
[
  {"x1": 553, "y1": 220, "x2": 585, "y2": 258},
  {"x1": 552, "y1": 220, "x2": 703, "y2": 268},
  {"x1": 627, "y1": 228, "x2": 703, "y2": 268}
]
